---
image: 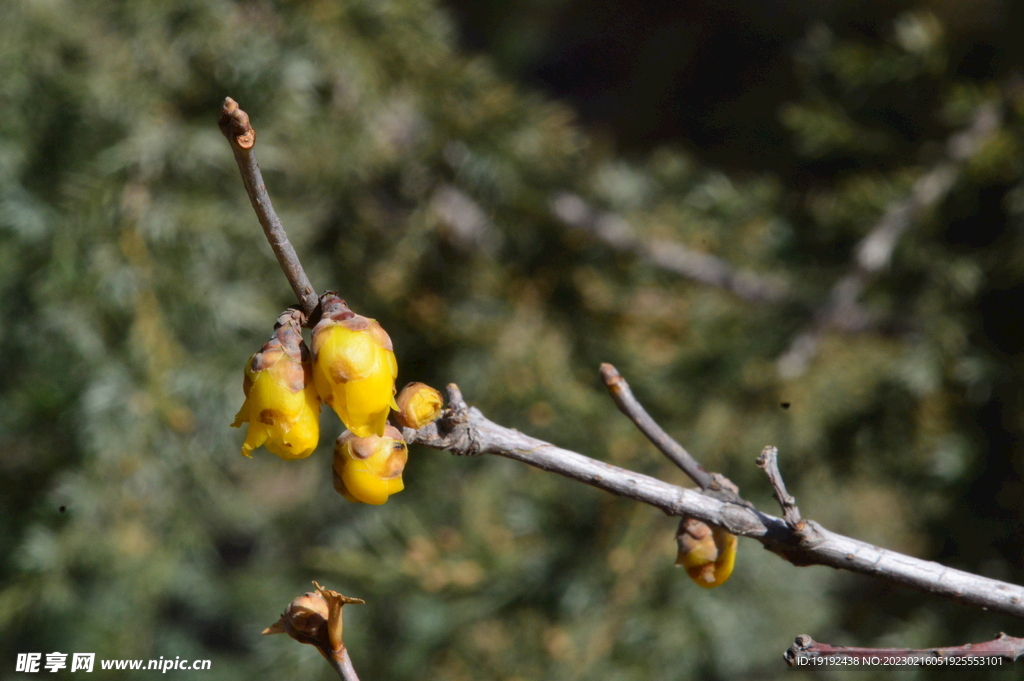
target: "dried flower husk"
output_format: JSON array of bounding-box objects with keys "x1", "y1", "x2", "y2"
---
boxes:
[{"x1": 263, "y1": 582, "x2": 365, "y2": 657}]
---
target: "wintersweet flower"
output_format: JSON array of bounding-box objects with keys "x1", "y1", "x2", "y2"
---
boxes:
[
  {"x1": 231, "y1": 309, "x2": 320, "y2": 459},
  {"x1": 332, "y1": 426, "x2": 408, "y2": 505},
  {"x1": 311, "y1": 292, "x2": 398, "y2": 438},
  {"x1": 393, "y1": 382, "x2": 443, "y2": 429},
  {"x1": 675, "y1": 517, "x2": 737, "y2": 588}
]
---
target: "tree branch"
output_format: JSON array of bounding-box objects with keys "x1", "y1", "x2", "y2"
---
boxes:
[
  {"x1": 405, "y1": 384, "x2": 1024, "y2": 619},
  {"x1": 326, "y1": 649, "x2": 361, "y2": 681},
  {"x1": 222, "y1": 99, "x2": 1024, "y2": 665},
  {"x1": 219, "y1": 97, "x2": 319, "y2": 321}
]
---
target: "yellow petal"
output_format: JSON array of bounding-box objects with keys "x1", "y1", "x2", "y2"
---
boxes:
[
  {"x1": 332, "y1": 428, "x2": 408, "y2": 504},
  {"x1": 313, "y1": 323, "x2": 397, "y2": 437},
  {"x1": 233, "y1": 312, "x2": 321, "y2": 460},
  {"x1": 318, "y1": 325, "x2": 379, "y2": 382},
  {"x1": 341, "y1": 460, "x2": 391, "y2": 505}
]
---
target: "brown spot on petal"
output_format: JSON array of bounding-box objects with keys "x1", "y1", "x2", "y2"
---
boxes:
[
  {"x1": 348, "y1": 436, "x2": 377, "y2": 460},
  {"x1": 693, "y1": 563, "x2": 717, "y2": 583},
  {"x1": 340, "y1": 315, "x2": 371, "y2": 333},
  {"x1": 275, "y1": 357, "x2": 307, "y2": 394},
  {"x1": 251, "y1": 344, "x2": 284, "y2": 372},
  {"x1": 680, "y1": 517, "x2": 711, "y2": 540},
  {"x1": 380, "y1": 441, "x2": 408, "y2": 478},
  {"x1": 366, "y1": 320, "x2": 394, "y2": 352},
  {"x1": 258, "y1": 409, "x2": 278, "y2": 425}
]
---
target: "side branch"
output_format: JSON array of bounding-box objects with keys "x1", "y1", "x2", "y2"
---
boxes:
[
  {"x1": 599, "y1": 364, "x2": 748, "y2": 508},
  {"x1": 756, "y1": 446, "x2": 805, "y2": 531},
  {"x1": 219, "y1": 97, "x2": 319, "y2": 321},
  {"x1": 600, "y1": 363, "x2": 712, "y2": 487},
  {"x1": 405, "y1": 387, "x2": 1024, "y2": 619}
]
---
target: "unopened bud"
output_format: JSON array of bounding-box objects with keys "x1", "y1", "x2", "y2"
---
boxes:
[
  {"x1": 675, "y1": 517, "x2": 737, "y2": 588},
  {"x1": 333, "y1": 425, "x2": 409, "y2": 505},
  {"x1": 394, "y1": 382, "x2": 443, "y2": 429},
  {"x1": 311, "y1": 292, "x2": 398, "y2": 438}
]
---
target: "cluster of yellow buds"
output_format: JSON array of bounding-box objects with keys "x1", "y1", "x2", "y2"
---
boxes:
[
  {"x1": 233, "y1": 293, "x2": 445, "y2": 505},
  {"x1": 675, "y1": 516, "x2": 737, "y2": 588}
]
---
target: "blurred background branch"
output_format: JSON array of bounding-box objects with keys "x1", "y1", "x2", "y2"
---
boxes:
[
  {"x1": 777, "y1": 101, "x2": 1004, "y2": 378},
  {"x1": 552, "y1": 192, "x2": 791, "y2": 304}
]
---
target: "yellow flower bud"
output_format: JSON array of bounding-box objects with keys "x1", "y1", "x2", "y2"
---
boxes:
[
  {"x1": 393, "y1": 382, "x2": 443, "y2": 429},
  {"x1": 675, "y1": 517, "x2": 737, "y2": 588},
  {"x1": 332, "y1": 425, "x2": 408, "y2": 505},
  {"x1": 312, "y1": 293, "x2": 398, "y2": 438},
  {"x1": 232, "y1": 309, "x2": 320, "y2": 460}
]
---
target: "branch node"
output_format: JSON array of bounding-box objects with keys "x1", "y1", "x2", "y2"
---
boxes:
[
  {"x1": 403, "y1": 383, "x2": 481, "y2": 456},
  {"x1": 445, "y1": 383, "x2": 468, "y2": 411},
  {"x1": 219, "y1": 97, "x2": 256, "y2": 150}
]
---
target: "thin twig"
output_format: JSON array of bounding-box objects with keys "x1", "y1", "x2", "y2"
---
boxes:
[
  {"x1": 326, "y1": 649, "x2": 361, "y2": 681},
  {"x1": 784, "y1": 633, "x2": 1024, "y2": 667},
  {"x1": 599, "y1": 363, "x2": 712, "y2": 487},
  {"x1": 599, "y1": 364, "x2": 748, "y2": 508},
  {"x1": 218, "y1": 97, "x2": 319, "y2": 321},
  {"x1": 404, "y1": 385, "x2": 1024, "y2": 619},
  {"x1": 755, "y1": 445, "x2": 804, "y2": 531}
]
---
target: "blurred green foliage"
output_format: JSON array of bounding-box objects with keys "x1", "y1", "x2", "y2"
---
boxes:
[{"x1": 3, "y1": 1, "x2": 1024, "y2": 680}]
